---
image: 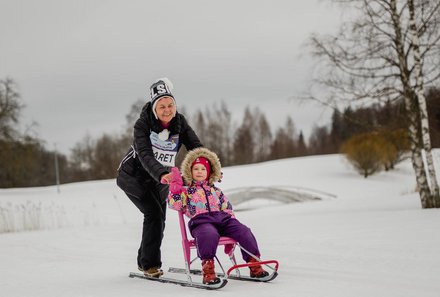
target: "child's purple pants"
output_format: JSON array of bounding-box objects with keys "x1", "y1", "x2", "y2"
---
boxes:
[{"x1": 188, "y1": 211, "x2": 260, "y2": 262}]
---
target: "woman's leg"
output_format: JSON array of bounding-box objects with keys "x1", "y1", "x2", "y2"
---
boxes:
[{"x1": 126, "y1": 189, "x2": 167, "y2": 270}]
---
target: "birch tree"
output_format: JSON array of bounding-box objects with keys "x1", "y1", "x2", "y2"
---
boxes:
[
  {"x1": 407, "y1": 0, "x2": 440, "y2": 202},
  {"x1": 309, "y1": 0, "x2": 440, "y2": 208}
]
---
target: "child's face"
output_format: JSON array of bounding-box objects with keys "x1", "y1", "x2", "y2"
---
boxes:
[{"x1": 192, "y1": 164, "x2": 208, "y2": 182}]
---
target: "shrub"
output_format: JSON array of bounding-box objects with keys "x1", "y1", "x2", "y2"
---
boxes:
[
  {"x1": 341, "y1": 133, "x2": 384, "y2": 178},
  {"x1": 379, "y1": 129, "x2": 410, "y2": 170},
  {"x1": 341, "y1": 129, "x2": 410, "y2": 177}
]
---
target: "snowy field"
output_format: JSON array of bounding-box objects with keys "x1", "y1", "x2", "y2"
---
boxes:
[{"x1": 1, "y1": 154, "x2": 439, "y2": 297}]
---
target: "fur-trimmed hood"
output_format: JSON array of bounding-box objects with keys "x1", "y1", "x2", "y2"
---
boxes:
[{"x1": 180, "y1": 148, "x2": 222, "y2": 185}]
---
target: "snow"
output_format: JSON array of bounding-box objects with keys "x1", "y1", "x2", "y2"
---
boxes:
[{"x1": 1, "y1": 154, "x2": 439, "y2": 297}]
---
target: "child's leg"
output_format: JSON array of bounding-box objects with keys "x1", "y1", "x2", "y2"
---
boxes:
[
  {"x1": 190, "y1": 219, "x2": 222, "y2": 284},
  {"x1": 221, "y1": 216, "x2": 269, "y2": 278},
  {"x1": 221, "y1": 216, "x2": 260, "y2": 262},
  {"x1": 190, "y1": 222, "x2": 220, "y2": 260}
]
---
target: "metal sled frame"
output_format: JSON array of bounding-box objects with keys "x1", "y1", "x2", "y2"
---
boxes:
[{"x1": 175, "y1": 210, "x2": 279, "y2": 283}]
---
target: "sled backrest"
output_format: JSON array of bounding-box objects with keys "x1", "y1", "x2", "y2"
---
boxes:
[{"x1": 177, "y1": 210, "x2": 193, "y2": 265}]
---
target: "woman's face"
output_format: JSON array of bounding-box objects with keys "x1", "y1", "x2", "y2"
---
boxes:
[
  {"x1": 155, "y1": 96, "x2": 176, "y2": 124},
  {"x1": 192, "y1": 164, "x2": 208, "y2": 182}
]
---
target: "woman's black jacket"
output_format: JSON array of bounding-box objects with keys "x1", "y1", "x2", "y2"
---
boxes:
[{"x1": 116, "y1": 102, "x2": 202, "y2": 200}]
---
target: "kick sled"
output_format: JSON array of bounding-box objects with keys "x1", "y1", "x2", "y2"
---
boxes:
[{"x1": 129, "y1": 210, "x2": 279, "y2": 290}]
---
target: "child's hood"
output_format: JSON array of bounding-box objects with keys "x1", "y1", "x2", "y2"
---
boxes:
[{"x1": 180, "y1": 147, "x2": 222, "y2": 185}]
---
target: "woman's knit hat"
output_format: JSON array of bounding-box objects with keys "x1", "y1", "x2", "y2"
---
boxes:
[{"x1": 150, "y1": 77, "x2": 176, "y2": 119}]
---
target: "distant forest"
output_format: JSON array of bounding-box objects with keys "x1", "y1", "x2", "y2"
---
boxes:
[{"x1": 1, "y1": 77, "x2": 440, "y2": 187}]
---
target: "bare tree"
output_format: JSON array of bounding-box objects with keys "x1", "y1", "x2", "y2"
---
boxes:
[
  {"x1": 193, "y1": 110, "x2": 208, "y2": 144},
  {"x1": 0, "y1": 78, "x2": 23, "y2": 140},
  {"x1": 190, "y1": 101, "x2": 233, "y2": 165},
  {"x1": 91, "y1": 133, "x2": 123, "y2": 179},
  {"x1": 205, "y1": 102, "x2": 233, "y2": 165},
  {"x1": 309, "y1": 0, "x2": 440, "y2": 208},
  {"x1": 217, "y1": 101, "x2": 234, "y2": 165},
  {"x1": 255, "y1": 111, "x2": 272, "y2": 162},
  {"x1": 297, "y1": 131, "x2": 308, "y2": 156},
  {"x1": 308, "y1": 125, "x2": 331, "y2": 155},
  {"x1": 271, "y1": 116, "x2": 297, "y2": 159},
  {"x1": 232, "y1": 107, "x2": 255, "y2": 164},
  {"x1": 69, "y1": 134, "x2": 95, "y2": 180},
  {"x1": 124, "y1": 98, "x2": 145, "y2": 137}
]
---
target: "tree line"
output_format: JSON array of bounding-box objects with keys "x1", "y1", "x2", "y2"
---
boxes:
[{"x1": 1, "y1": 77, "x2": 440, "y2": 188}]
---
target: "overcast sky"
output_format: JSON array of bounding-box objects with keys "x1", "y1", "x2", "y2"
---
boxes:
[{"x1": 0, "y1": 0, "x2": 341, "y2": 154}]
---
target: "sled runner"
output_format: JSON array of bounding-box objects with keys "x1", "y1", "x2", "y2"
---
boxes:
[{"x1": 128, "y1": 271, "x2": 228, "y2": 290}]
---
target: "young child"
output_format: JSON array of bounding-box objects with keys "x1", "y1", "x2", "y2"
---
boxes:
[{"x1": 165, "y1": 147, "x2": 269, "y2": 285}]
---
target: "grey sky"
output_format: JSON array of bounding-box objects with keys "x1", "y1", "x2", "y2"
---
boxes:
[{"x1": 0, "y1": 0, "x2": 340, "y2": 154}]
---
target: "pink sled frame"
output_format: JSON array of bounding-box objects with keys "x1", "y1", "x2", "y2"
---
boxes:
[
  {"x1": 178, "y1": 210, "x2": 238, "y2": 274},
  {"x1": 177, "y1": 210, "x2": 279, "y2": 283}
]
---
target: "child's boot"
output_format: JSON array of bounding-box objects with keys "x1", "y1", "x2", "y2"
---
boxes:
[
  {"x1": 248, "y1": 257, "x2": 269, "y2": 278},
  {"x1": 202, "y1": 259, "x2": 221, "y2": 285}
]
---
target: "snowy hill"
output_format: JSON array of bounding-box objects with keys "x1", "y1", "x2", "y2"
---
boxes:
[{"x1": 1, "y1": 154, "x2": 439, "y2": 297}]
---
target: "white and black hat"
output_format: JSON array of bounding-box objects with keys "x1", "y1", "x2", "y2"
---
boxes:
[{"x1": 150, "y1": 77, "x2": 176, "y2": 119}]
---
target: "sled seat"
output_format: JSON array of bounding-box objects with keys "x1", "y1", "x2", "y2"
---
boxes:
[{"x1": 178, "y1": 210, "x2": 237, "y2": 270}]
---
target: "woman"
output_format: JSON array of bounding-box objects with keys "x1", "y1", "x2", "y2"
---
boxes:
[{"x1": 116, "y1": 78, "x2": 202, "y2": 277}]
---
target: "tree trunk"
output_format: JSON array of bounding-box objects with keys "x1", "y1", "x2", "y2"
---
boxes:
[
  {"x1": 407, "y1": 0, "x2": 440, "y2": 207},
  {"x1": 404, "y1": 94, "x2": 436, "y2": 208},
  {"x1": 390, "y1": 0, "x2": 437, "y2": 208}
]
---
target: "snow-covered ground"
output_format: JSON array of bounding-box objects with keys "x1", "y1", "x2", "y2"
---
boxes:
[{"x1": 1, "y1": 154, "x2": 439, "y2": 297}]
